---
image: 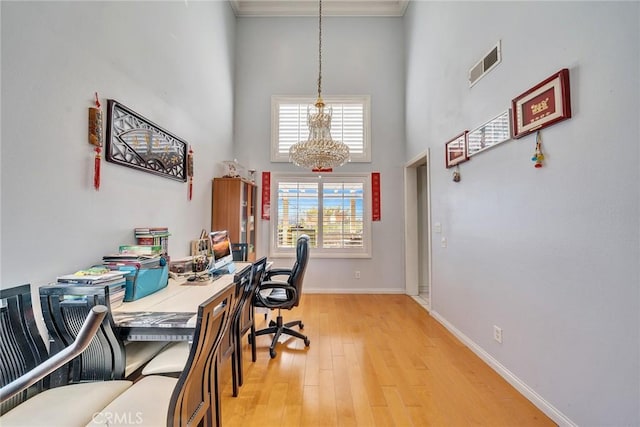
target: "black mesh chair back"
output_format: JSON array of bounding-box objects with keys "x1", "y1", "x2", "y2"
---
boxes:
[
  {"x1": 231, "y1": 243, "x2": 248, "y2": 262},
  {"x1": 39, "y1": 284, "x2": 125, "y2": 387},
  {"x1": 0, "y1": 285, "x2": 49, "y2": 414}
]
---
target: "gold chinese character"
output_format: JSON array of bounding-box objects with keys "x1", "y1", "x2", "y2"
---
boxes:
[{"x1": 530, "y1": 97, "x2": 550, "y2": 115}]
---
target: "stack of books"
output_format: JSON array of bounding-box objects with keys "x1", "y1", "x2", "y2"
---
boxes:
[
  {"x1": 56, "y1": 268, "x2": 127, "y2": 308},
  {"x1": 134, "y1": 227, "x2": 170, "y2": 260}
]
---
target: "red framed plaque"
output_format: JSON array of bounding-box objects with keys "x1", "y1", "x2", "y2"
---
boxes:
[
  {"x1": 261, "y1": 171, "x2": 271, "y2": 220},
  {"x1": 512, "y1": 68, "x2": 571, "y2": 139},
  {"x1": 372, "y1": 172, "x2": 381, "y2": 221},
  {"x1": 445, "y1": 131, "x2": 469, "y2": 168}
]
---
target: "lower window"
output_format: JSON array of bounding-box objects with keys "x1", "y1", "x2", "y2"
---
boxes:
[{"x1": 270, "y1": 173, "x2": 371, "y2": 258}]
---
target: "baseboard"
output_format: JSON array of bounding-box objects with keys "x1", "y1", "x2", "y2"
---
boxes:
[
  {"x1": 429, "y1": 310, "x2": 577, "y2": 427},
  {"x1": 304, "y1": 288, "x2": 404, "y2": 294}
]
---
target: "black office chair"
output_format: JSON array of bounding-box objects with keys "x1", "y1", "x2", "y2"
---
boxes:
[{"x1": 252, "y1": 235, "x2": 310, "y2": 359}]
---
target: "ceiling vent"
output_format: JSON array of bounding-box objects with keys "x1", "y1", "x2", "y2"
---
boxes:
[{"x1": 469, "y1": 41, "x2": 502, "y2": 87}]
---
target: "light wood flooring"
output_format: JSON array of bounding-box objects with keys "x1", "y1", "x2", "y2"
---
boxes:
[{"x1": 219, "y1": 294, "x2": 556, "y2": 426}]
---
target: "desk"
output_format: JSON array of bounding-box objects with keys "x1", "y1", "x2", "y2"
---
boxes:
[{"x1": 112, "y1": 262, "x2": 251, "y2": 342}]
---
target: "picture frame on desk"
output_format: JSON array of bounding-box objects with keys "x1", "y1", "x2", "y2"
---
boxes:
[{"x1": 190, "y1": 238, "x2": 210, "y2": 257}]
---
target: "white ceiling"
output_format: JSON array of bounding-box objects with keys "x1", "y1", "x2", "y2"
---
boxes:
[{"x1": 229, "y1": 0, "x2": 410, "y2": 17}]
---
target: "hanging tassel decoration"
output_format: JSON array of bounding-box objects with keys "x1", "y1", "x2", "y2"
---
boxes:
[
  {"x1": 94, "y1": 146, "x2": 102, "y2": 189},
  {"x1": 187, "y1": 146, "x2": 194, "y2": 201},
  {"x1": 89, "y1": 92, "x2": 103, "y2": 190},
  {"x1": 531, "y1": 131, "x2": 544, "y2": 168}
]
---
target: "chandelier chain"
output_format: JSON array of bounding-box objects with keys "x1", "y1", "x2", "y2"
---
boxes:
[
  {"x1": 317, "y1": 0, "x2": 322, "y2": 100},
  {"x1": 289, "y1": 0, "x2": 350, "y2": 170}
]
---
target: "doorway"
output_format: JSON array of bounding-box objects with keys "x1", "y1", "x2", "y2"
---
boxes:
[{"x1": 404, "y1": 151, "x2": 431, "y2": 310}]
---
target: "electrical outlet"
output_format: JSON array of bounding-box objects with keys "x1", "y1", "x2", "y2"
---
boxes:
[
  {"x1": 493, "y1": 325, "x2": 503, "y2": 343},
  {"x1": 355, "y1": 270, "x2": 361, "y2": 279}
]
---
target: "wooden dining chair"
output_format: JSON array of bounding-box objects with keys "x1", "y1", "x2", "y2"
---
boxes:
[
  {"x1": 141, "y1": 265, "x2": 253, "y2": 398},
  {"x1": 88, "y1": 284, "x2": 236, "y2": 426},
  {"x1": 236, "y1": 256, "x2": 267, "y2": 386}
]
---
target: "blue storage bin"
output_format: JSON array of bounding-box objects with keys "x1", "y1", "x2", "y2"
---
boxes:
[{"x1": 114, "y1": 258, "x2": 169, "y2": 302}]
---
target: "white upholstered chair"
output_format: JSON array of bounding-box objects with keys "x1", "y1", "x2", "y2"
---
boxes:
[{"x1": 87, "y1": 284, "x2": 236, "y2": 426}]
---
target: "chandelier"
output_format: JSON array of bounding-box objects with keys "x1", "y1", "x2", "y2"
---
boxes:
[{"x1": 289, "y1": 0, "x2": 350, "y2": 170}]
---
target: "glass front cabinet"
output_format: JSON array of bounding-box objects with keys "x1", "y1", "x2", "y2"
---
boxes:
[{"x1": 211, "y1": 177, "x2": 257, "y2": 262}]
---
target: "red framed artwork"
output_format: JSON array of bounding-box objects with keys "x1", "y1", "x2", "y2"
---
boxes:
[
  {"x1": 445, "y1": 131, "x2": 469, "y2": 168},
  {"x1": 511, "y1": 68, "x2": 572, "y2": 139}
]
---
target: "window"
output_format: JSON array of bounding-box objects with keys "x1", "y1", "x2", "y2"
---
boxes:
[
  {"x1": 271, "y1": 95, "x2": 371, "y2": 163},
  {"x1": 270, "y1": 173, "x2": 371, "y2": 258}
]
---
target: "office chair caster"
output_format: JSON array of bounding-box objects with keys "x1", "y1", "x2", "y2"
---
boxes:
[
  {"x1": 304, "y1": 338, "x2": 310, "y2": 346},
  {"x1": 270, "y1": 348, "x2": 277, "y2": 359}
]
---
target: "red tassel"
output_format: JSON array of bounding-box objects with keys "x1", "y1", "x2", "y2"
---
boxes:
[
  {"x1": 187, "y1": 146, "x2": 194, "y2": 201},
  {"x1": 94, "y1": 146, "x2": 101, "y2": 190}
]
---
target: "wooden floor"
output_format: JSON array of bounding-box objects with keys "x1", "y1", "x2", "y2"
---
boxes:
[{"x1": 219, "y1": 294, "x2": 556, "y2": 426}]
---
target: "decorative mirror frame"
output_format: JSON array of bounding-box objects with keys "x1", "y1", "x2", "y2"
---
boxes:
[
  {"x1": 105, "y1": 100, "x2": 188, "y2": 182},
  {"x1": 467, "y1": 110, "x2": 512, "y2": 157}
]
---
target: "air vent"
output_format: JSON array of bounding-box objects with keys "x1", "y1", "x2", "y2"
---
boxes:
[{"x1": 469, "y1": 41, "x2": 502, "y2": 87}]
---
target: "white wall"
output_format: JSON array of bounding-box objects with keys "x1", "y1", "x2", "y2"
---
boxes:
[
  {"x1": 1, "y1": 1, "x2": 236, "y2": 286},
  {"x1": 405, "y1": 1, "x2": 639, "y2": 425},
  {"x1": 234, "y1": 16, "x2": 407, "y2": 292}
]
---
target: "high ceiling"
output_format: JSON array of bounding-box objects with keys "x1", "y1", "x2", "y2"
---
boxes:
[{"x1": 229, "y1": 0, "x2": 409, "y2": 17}]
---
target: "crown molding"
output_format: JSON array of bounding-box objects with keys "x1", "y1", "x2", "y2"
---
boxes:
[{"x1": 229, "y1": 0, "x2": 409, "y2": 17}]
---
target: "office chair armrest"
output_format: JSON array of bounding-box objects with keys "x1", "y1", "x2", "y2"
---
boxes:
[
  {"x1": 254, "y1": 281, "x2": 297, "y2": 309},
  {"x1": 0, "y1": 305, "x2": 107, "y2": 403},
  {"x1": 263, "y1": 268, "x2": 293, "y2": 281}
]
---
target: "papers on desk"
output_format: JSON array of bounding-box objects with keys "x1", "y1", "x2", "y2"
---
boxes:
[{"x1": 113, "y1": 311, "x2": 197, "y2": 328}]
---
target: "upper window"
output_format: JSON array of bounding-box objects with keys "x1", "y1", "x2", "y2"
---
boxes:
[
  {"x1": 269, "y1": 173, "x2": 371, "y2": 258},
  {"x1": 271, "y1": 95, "x2": 371, "y2": 163}
]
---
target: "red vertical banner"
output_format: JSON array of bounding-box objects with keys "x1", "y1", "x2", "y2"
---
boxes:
[
  {"x1": 261, "y1": 171, "x2": 271, "y2": 220},
  {"x1": 372, "y1": 172, "x2": 381, "y2": 221}
]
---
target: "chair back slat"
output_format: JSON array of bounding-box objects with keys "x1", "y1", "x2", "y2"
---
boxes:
[
  {"x1": 0, "y1": 284, "x2": 49, "y2": 414},
  {"x1": 167, "y1": 283, "x2": 235, "y2": 427}
]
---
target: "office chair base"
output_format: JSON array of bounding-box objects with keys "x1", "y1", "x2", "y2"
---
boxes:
[{"x1": 253, "y1": 315, "x2": 310, "y2": 359}]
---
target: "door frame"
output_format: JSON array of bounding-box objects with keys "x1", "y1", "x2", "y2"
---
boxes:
[{"x1": 404, "y1": 149, "x2": 432, "y2": 309}]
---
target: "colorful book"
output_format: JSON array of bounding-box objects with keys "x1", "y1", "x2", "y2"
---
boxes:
[{"x1": 118, "y1": 245, "x2": 162, "y2": 255}]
